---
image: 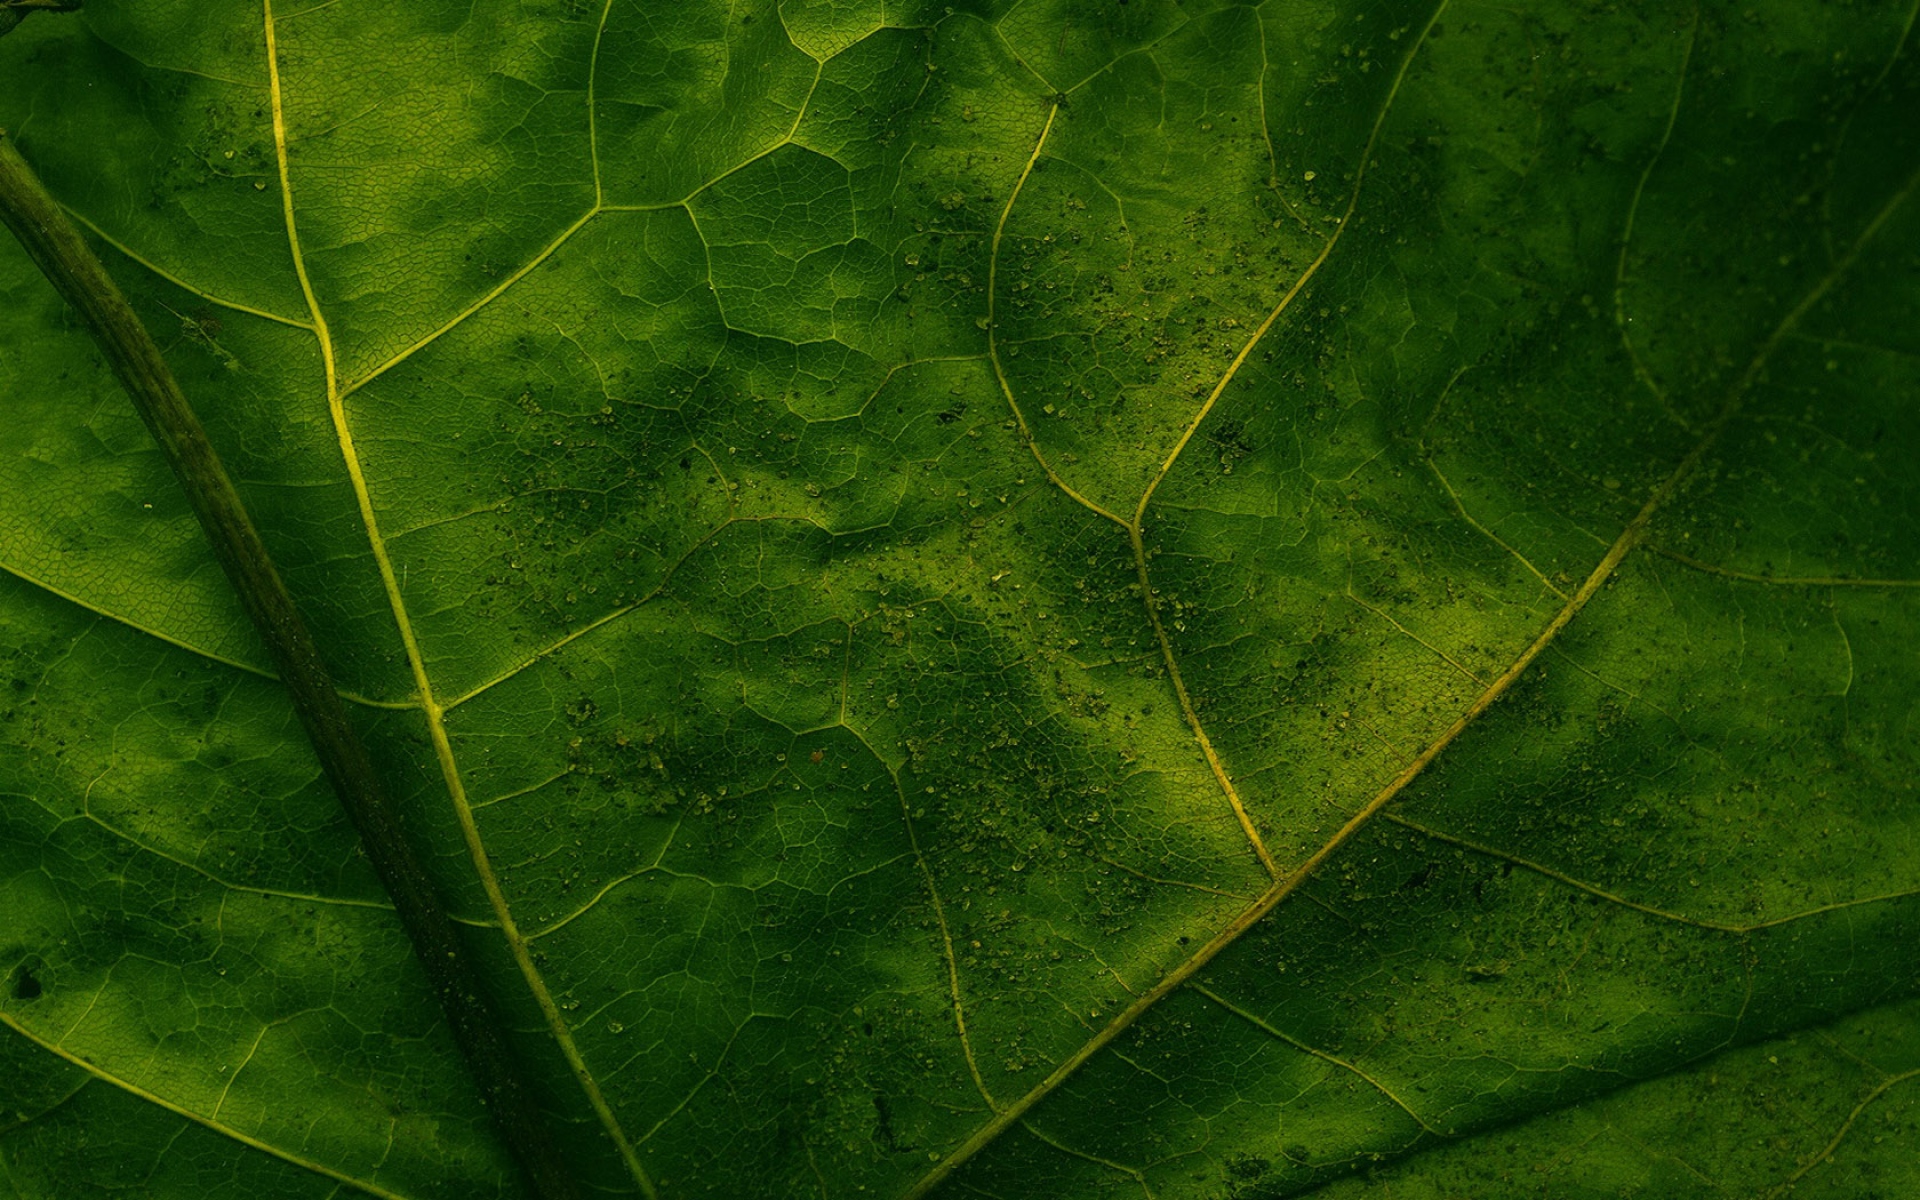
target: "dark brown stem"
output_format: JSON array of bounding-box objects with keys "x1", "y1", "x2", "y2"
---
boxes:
[{"x1": 0, "y1": 131, "x2": 579, "y2": 1200}]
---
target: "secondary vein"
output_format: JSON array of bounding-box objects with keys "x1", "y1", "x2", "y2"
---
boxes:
[
  {"x1": 0, "y1": 1014, "x2": 412, "y2": 1200},
  {"x1": 903, "y1": 48, "x2": 1919, "y2": 1200},
  {"x1": 259, "y1": 2, "x2": 656, "y2": 1194},
  {"x1": 0, "y1": 114, "x2": 576, "y2": 1197}
]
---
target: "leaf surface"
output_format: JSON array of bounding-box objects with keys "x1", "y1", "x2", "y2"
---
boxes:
[{"x1": 2, "y1": 1, "x2": 1918, "y2": 1197}]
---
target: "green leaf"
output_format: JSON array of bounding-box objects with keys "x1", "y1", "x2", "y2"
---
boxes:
[{"x1": 3, "y1": 1, "x2": 1917, "y2": 1197}]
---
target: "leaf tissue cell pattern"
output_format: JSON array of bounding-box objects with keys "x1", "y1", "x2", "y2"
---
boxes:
[{"x1": 0, "y1": 0, "x2": 1916, "y2": 1197}]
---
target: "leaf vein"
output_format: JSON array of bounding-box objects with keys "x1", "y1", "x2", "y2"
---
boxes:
[
  {"x1": 1189, "y1": 982, "x2": 1441, "y2": 1138},
  {"x1": 0, "y1": 1015, "x2": 413, "y2": 1200},
  {"x1": 1760, "y1": 1067, "x2": 1920, "y2": 1199},
  {"x1": 263, "y1": 5, "x2": 656, "y2": 1191},
  {"x1": 901, "y1": 121, "x2": 1920, "y2": 1200}
]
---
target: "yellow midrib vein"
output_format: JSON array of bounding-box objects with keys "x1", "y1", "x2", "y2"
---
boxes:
[
  {"x1": 226, "y1": 10, "x2": 1916, "y2": 1196},
  {"x1": 261, "y1": 4, "x2": 655, "y2": 1194}
]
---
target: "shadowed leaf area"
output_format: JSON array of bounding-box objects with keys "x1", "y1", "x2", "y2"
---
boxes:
[{"x1": 3, "y1": 0, "x2": 1918, "y2": 1197}]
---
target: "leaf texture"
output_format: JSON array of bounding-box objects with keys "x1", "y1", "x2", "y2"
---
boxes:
[{"x1": 2, "y1": 1, "x2": 1918, "y2": 1197}]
